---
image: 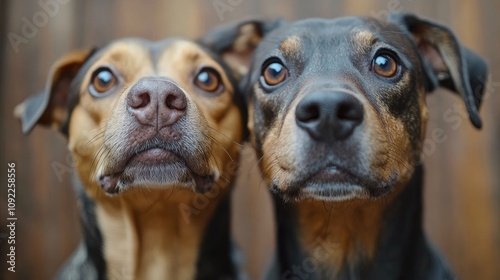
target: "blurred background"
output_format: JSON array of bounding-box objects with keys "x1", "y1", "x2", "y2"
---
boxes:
[{"x1": 0, "y1": 0, "x2": 499, "y2": 279}]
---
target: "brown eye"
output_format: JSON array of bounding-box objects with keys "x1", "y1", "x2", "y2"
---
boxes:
[
  {"x1": 90, "y1": 67, "x2": 117, "y2": 96},
  {"x1": 372, "y1": 54, "x2": 398, "y2": 78},
  {"x1": 195, "y1": 68, "x2": 222, "y2": 93},
  {"x1": 262, "y1": 61, "x2": 287, "y2": 86}
]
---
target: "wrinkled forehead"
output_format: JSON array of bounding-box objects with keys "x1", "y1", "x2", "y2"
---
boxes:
[{"x1": 256, "y1": 17, "x2": 415, "y2": 62}]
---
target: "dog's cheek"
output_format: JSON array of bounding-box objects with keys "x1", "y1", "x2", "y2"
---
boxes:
[
  {"x1": 257, "y1": 109, "x2": 295, "y2": 189},
  {"x1": 366, "y1": 105, "x2": 415, "y2": 186},
  {"x1": 248, "y1": 101, "x2": 272, "y2": 157},
  {"x1": 252, "y1": 88, "x2": 280, "y2": 142},
  {"x1": 209, "y1": 103, "x2": 244, "y2": 181},
  {"x1": 247, "y1": 101, "x2": 257, "y2": 147},
  {"x1": 276, "y1": 105, "x2": 301, "y2": 166},
  {"x1": 385, "y1": 117, "x2": 415, "y2": 184},
  {"x1": 85, "y1": 92, "x2": 130, "y2": 175},
  {"x1": 194, "y1": 88, "x2": 234, "y2": 122},
  {"x1": 255, "y1": 94, "x2": 302, "y2": 188},
  {"x1": 217, "y1": 103, "x2": 244, "y2": 155},
  {"x1": 259, "y1": 133, "x2": 277, "y2": 183},
  {"x1": 68, "y1": 105, "x2": 102, "y2": 186},
  {"x1": 419, "y1": 94, "x2": 429, "y2": 145},
  {"x1": 102, "y1": 92, "x2": 132, "y2": 143},
  {"x1": 183, "y1": 94, "x2": 233, "y2": 173}
]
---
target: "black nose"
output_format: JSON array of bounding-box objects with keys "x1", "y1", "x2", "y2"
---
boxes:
[
  {"x1": 127, "y1": 77, "x2": 187, "y2": 128},
  {"x1": 295, "y1": 91, "x2": 364, "y2": 141}
]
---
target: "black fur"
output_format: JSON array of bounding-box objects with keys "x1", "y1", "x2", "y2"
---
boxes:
[
  {"x1": 222, "y1": 14, "x2": 487, "y2": 279},
  {"x1": 55, "y1": 175, "x2": 106, "y2": 280}
]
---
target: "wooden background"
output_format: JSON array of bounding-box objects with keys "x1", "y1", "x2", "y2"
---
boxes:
[{"x1": 1, "y1": 0, "x2": 499, "y2": 279}]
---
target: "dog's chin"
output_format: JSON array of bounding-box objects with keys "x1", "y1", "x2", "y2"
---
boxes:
[
  {"x1": 301, "y1": 166, "x2": 369, "y2": 201},
  {"x1": 99, "y1": 149, "x2": 214, "y2": 195},
  {"x1": 301, "y1": 182, "x2": 369, "y2": 201},
  {"x1": 272, "y1": 166, "x2": 394, "y2": 202},
  {"x1": 273, "y1": 181, "x2": 371, "y2": 202}
]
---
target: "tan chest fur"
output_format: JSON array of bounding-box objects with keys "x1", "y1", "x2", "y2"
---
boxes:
[{"x1": 92, "y1": 188, "x2": 225, "y2": 280}]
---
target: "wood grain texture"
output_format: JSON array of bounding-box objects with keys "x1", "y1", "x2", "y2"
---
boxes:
[{"x1": 1, "y1": 1, "x2": 498, "y2": 279}]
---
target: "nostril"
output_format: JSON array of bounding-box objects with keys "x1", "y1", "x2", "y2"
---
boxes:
[
  {"x1": 128, "y1": 92, "x2": 151, "y2": 109},
  {"x1": 296, "y1": 102, "x2": 320, "y2": 123},
  {"x1": 337, "y1": 102, "x2": 363, "y2": 122},
  {"x1": 165, "y1": 92, "x2": 187, "y2": 111}
]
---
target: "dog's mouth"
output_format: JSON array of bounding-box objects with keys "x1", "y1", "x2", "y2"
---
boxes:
[
  {"x1": 300, "y1": 165, "x2": 370, "y2": 201},
  {"x1": 272, "y1": 162, "x2": 395, "y2": 201},
  {"x1": 98, "y1": 140, "x2": 214, "y2": 195}
]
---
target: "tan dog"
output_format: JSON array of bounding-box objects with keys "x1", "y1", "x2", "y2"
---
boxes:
[{"x1": 15, "y1": 38, "x2": 245, "y2": 279}]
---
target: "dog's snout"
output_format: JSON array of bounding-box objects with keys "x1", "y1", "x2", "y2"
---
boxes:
[
  {"x1": 295, "y1": 91, "x2": 363, "y2": 141},
  {"x1": 127, "y1": 78, "x2": 187, "y2": 127}
]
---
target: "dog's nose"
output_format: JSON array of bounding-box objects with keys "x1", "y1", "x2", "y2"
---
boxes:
[
  {"x1": 295, "y1": 91, "x2": 364, "y2": 141},
  {"x1": 127, "y1": 78, "x2": 187, "y2": 128}
]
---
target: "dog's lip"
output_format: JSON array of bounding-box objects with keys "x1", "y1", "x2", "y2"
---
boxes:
[
  {"x1": 275, "y1": 163, "x2": 376, "y2": 200},
  {"x1": 300, "y1": 164, "x2": 363, "y2": 189},
  {"x1": 98, "y1": 169, "x2": 214, "y2": 195},
  {"x1": 282, "y1": 162, "x2": 361, "y2": 185},
  {"x1": 302, "y1": 184, "x2": 366, "y2": 201},
  {"x1": 126, "y1": 148, "x2": 181, "y2": 166},
  {"x1": 98, "y1": 143, "x2": 214, "y2": 194},
  {"x1": 291, "y1": 165, "x2": 367, "y2": 200},
  {"x1": 295, "y1": 163, "x2": 393, "y2": 199},
  {"x1": 99, "y1": 174, "x2": 121, "y2": 194},
  {"x1": 307, "y1": 165, "x2": 355, "y2": 183},
  {"x1": 114, "y1": 146, "x2": 187, "y2": 174}
]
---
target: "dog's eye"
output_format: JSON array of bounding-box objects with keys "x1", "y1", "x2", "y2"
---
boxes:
[
  {"x1": 262, "y1": 61, "x2": 287, "y2": 86},
  {"x1": 90, "y1": 67, "x2": 117, "y2": 96},
  {"x1": 194, "y1": 68, "x2": 222, "y2": 93},
  {"x1": 372, "y1": 54, "x2": 398, "y2": 78}
]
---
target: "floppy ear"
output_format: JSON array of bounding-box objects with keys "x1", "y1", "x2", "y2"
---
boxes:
[
  {"x1": 392, "y1": 13, "x2": 488, "y2": 129},
  {"x1": 198, "y1": 18, "x2": 285, "y2": 79},
  {"x1": 14, "y1": 49, "x2": 93, "y2": 135}
]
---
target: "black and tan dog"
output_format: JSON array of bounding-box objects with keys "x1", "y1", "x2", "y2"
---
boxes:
[
  {"x1": 203, "y1": 14, "x2": 488, "y2": 279},
  {"x1": 15, "y1": 37, "x2": 247, "y2": 279}
]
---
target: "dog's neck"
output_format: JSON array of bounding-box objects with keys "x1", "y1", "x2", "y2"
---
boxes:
[
  {"x1": 74, "y1": 175, "x2": 231, "y2": 280},
  {"x1": 97, "y1": 189, "x2": 224, "y2": 280},
  {"x1": 276, "y1": 166, "x2": 440, "y2": 279},
  {"x1": 294, "y1": 196, "x2": 391, "y2": 274}
]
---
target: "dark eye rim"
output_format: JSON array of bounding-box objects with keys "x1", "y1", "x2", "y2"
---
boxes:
[
  {"x1": 260, "y1": 57, "x2": 289, "y2": 90},
  {"x1": 370, "y1": 49, "x2": 402, "y2": 79},
  {"x1": 89, "y1": 66, "x2": 120, "y2": 98},
  {"x1": 193, "y1": 66, "x2": 225, "y2": 95}
]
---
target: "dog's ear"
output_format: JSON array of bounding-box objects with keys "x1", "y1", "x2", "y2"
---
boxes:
[
  {"x1": 198, "y1": 18, "x2": 285, "y2": 78},
  {"x1": 14, "y1": 49, "x2": 93, "y2": 135},
  {"x1": 392, "y1": 13, "x2": 488, "y2": 129}
]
